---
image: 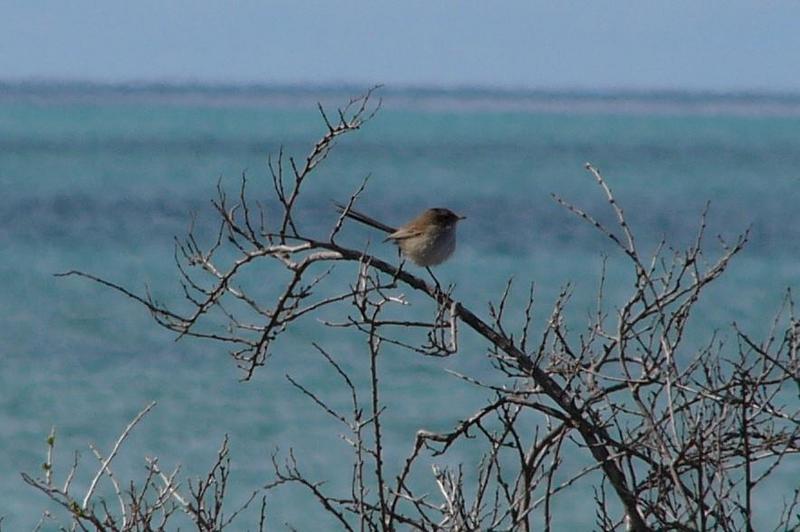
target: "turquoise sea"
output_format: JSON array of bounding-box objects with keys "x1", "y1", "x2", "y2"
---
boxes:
[{"x1": 1, "y1": 84, "x2": 799, "y2": 529}]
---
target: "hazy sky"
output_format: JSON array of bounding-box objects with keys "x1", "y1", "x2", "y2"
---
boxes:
[{"x1": 2, "y1": 1, "x2": 799, "y2": 92}]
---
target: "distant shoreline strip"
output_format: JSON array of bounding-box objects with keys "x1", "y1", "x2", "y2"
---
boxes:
[{"x1": 3, "y1": 81, "x2": 800, "y2": 116}]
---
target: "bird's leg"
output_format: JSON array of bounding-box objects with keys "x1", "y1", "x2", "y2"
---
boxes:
[
  {"x1": 390, "y1": 258, "x2": 407, "y2": 287},
  {"x1": 426, "y1": 267, "x2": 443, "y2": 295}
]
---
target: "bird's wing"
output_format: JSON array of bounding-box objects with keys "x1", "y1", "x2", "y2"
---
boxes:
[{"x1": 386, "y1": 226, "x2": 423, "y2": 242}]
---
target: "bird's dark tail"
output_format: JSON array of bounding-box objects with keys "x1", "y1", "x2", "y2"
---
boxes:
[{"x1": 333, "y1": 201, "x2": 397, "y2": 234}]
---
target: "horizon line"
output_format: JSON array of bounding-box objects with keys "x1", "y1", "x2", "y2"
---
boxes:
[{"x1": 3, "y1": 78, "x2": 800, "y2": 101}]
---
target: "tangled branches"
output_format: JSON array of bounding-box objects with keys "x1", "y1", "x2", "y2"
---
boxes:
[
  {"x1": 38, "y1": 89, "x2": 799, "y2": 531},
  {"x1": 22, "y1": 402, "x2": 264, "y2": 531}
]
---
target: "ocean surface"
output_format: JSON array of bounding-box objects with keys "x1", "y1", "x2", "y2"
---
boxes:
[{"x1": 1, "y1": 83, "x2": 799, "y2": 530}]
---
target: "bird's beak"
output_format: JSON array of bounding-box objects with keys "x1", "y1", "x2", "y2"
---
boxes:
[{"x1": 457, "y1": 214, "x2": 466, "y2": 221}]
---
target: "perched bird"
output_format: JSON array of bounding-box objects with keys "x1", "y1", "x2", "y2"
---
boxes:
[{"x1": 334, "y1": 202, "x2": 465, "y2": 267}]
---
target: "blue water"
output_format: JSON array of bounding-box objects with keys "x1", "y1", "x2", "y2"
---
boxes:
[{"x1": 1, "y1": 84, "x2": 799, "y2": 529}]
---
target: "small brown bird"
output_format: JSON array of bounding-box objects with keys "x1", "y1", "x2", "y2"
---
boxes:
[{"x1": 335, "y1": 202, "x2": 465, "y2": 267}]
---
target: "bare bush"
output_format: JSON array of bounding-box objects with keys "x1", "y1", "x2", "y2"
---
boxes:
[
  {"x1": 34, "y1": 88, "x2": 799, "y2": 531},
  {"x1": 22, "y1": 401, "x2": 264, "y2": 531}
]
